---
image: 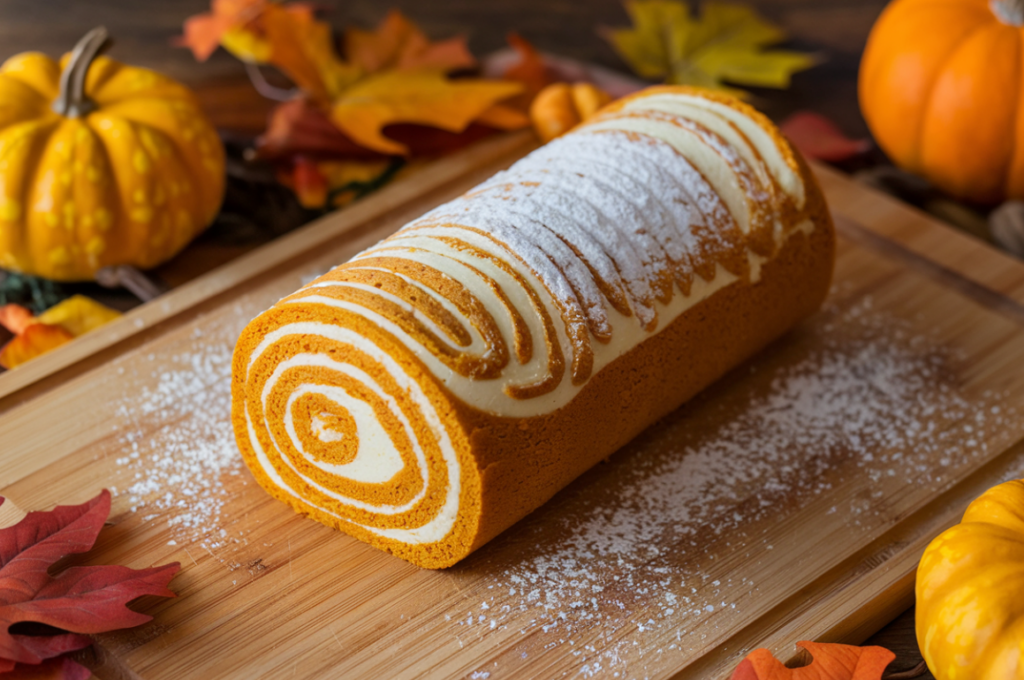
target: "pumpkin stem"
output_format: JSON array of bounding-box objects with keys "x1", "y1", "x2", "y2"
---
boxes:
[
  {"x1": 992, "y1": 0, "x2": 1024, "y2": 25},
  {"x1": 51, "y1": 26, "x2": 112, "y2": 118}
]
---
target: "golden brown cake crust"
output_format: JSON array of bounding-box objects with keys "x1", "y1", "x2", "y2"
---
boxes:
[{"x1": 457, "y1": 156, "x2": 834, "y2": 560}]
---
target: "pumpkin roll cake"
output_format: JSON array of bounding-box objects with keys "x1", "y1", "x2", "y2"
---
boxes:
[{"x1": 231, "y1": 86, "x2": 836, "y2": 568}]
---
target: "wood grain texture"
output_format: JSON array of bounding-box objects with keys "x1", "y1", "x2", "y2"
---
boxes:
[{"x1": 1, "y1": 151, "x2": 1023, "y2": 678}]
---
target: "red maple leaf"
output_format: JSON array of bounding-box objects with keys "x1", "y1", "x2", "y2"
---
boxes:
[
  {"x1": 0, "y1": 653, "x2": 91, "y2": 680},
  {"x1": 779, "y1": 112, "x2": 872, "y2": 163},
  {"x1": 731, "y1": 641, "x2": 895, "y2": 680},
  {"x1": 0, "y1": 491, "x2": 179, "y2": 674}
]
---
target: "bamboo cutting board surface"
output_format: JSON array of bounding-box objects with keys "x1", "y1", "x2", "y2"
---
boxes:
[{"x1": 2, "y1": 138, "x2": 1024, "y2": 680}]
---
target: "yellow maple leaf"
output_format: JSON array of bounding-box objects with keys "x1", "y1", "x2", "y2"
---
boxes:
[
  {"x1": 605, "y1": 0, "x2": 817, "y2": 96},
  {"x1": 36, "y1": 295, "x2": 122, "y2": 337},
  {"x1": 329, "y1": 70, "x2": 524, "y2": 155}
]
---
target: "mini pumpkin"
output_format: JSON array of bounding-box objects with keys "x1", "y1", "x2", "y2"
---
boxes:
[
  {"x1": 0, "y1": 27, "x2": 225, "y2": 281},
  {"x1": 529, "y1": 82, "x2": 612, "y2": 143},
  {"x1": 859, "y1": 0, "x2": 1024, "y2": 204},
  {"x1": 916, "y1": 478, "x2": 1024, "y2": 679}
]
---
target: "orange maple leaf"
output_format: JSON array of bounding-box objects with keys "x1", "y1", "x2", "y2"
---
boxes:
[
  {"x1": 0, "y1": 298, "x2": 121, "y2": 370},
  {"x1": 179, "y1": 0, "x2": 276, "y2": 62},
  {"x1": 730, "y1": 641, "x2": 895, "y2": 680},
  {"x1": 258, "y1": 3, "x2": 360, "y2": 101},
  {"x1": 0, "y1": 322, "x2": 73, "y2": 370},
  {"x1": 179, "y1": 0, "x2": 358, "y2": 101},
  {"x1": 344, "y1": 10, "x2": 476, "y2": 74},
  {"x1": 329, "y1": 70, "x2": 524, "y2": 155},
  {"x1": 0, "y1": 304, "x2": 35, "y2": 336}
]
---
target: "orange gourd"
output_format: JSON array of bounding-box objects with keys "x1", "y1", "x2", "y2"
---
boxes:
[
  {"x1": 529, "y1": 82, "x2": 612, "y2": 143},
  {"x1": 859, "y1": 0, "x2": 1024, "y2": 204},
  {"x1": 0, "y1": 27, "x2": 225, "y2": 281},
  {"x1": 916, "y1": 479, "x2": 1024, "y2": 679}
]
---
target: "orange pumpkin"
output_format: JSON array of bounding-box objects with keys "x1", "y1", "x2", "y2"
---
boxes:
[
  {"x1": 859, "y1": 0, "x2": 1024, "y2": 204},
  {"x1": 529, "y1": 82, "x2": 612, "y2": 143},
  {"x1": 0, "y1": 27, "x2": 225, "y2": 281}
]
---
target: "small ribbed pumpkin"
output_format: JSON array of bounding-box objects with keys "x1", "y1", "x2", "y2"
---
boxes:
[
  {"x1": 916, "y1": 479, "x2": 1024, "y2": 679},
  {"x1": 859, "y1": 0, "x2": 1024, "y2": 204},
  {"x1": 0, "y1": 27, "x2": 225, "y2": 281},
  {"x1": 529, "y1": 82, "x2": 612, "y2": 143}
]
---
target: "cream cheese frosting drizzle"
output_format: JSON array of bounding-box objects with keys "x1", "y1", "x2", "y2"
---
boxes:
[{"x1": 235, "y1": 90, "x2": 815, "y2": 545}]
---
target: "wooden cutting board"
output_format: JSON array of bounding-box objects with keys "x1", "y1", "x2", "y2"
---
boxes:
[{"x1": 2, "y1": 134, "x2": 1024, "y2": 680}]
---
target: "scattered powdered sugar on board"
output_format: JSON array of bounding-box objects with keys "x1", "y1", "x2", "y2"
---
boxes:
[
  {"x1": 112, "y1": 309, "x2": 252, "y2": 550},
  {"x1": 100, "y1": 275, "x2": 1023, "y2": 679},
  {"x1": 445, "y1": 293, "x2": 1022, "y2": 679}
]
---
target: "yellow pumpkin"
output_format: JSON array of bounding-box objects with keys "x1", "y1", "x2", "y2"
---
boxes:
[
  {"x1": 916, "y1": 479, "x2": 1024, "y2": 679},
  {"x1": 0, "y1": 27, "x2": 225, "y2": 281},
  {"x1": 859, "y1": 0, "x2": 1024, "y2": 204}
]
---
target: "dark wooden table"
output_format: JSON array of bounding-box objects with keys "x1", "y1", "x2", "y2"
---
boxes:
[{"x1": 0, "y1": 0, "x2": 935, "y2": 675}]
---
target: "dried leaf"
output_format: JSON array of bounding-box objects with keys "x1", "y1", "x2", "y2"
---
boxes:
[
  {"x1": 345, "y1": 10, "x2": 475, "y2": 74},
  {"x1": 179, "y1": 0, "x2": 261, "y2": 62},
  {"x1": 779, "y1": 111, "x2": 871, "y2": 163},
  {"x1": 475, "y1": 104, "x2": 531, "y2": 130},
  {"x1": 179, "y1": 0, "x2": 286, "y2": 62},
  {"x1": 0, "y1": 304, "x2": 35, "y2": 335},
  {"x1": 258, "y1": 3, "x2": 361, "y2": 101},
  {"x1": 36, "y1": 296, "x2": 122, "y2": 338},
  {"x1": 288, "y1": 157, "x2": 329, "y2": 209},
  {"x1": 256, "y1": 98, "x2": 382, "y2": 162},
  {"x1": 730, "y1": 641, "x2": 895, "y2": 680},
  {"x1": 501, "y1": 33, "x2": 559, "y2": 105},
  {"x1": 1, "y1": 654, "x2": 91, "y2": 680},
  {"x1": 329, "y1": 70, "x2": 524, "y2": 155},
  {"x1": 0, "y1": 296, "x2": 120, "y2": 369},
  {"x1": 0, "y1": 490, "x2": 179, "y2": 671},
  {"x1": 0, "y1": 323, "x2": 73, "y2": 370},
  {"x1": 257, "y1": 98, "x2": 515, "y2": 165},
  {"x1": 605, "y1": 0, "x2": 816, "y2": 96}
]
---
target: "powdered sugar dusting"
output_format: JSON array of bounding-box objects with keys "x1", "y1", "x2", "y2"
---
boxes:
[
  {"x1": 444, "y1": 292, "x2": 1022, "y2": 678},
  {"x1": 112, "y1": 310, "x2": 250, "y2": 550}
]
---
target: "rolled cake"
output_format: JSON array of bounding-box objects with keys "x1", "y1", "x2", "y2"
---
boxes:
[{"x1": 231, "y1": 86, "x2": 835, "y2": 569}]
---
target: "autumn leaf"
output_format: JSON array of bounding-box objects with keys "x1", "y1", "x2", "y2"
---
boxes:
[
  {"x1": 36, "y1": 296, "x2": 122, "y2": 337},
  {"x1": 256, "y1": 98, "x2": 381, "y2": 162},
  {"x1": 605, "y1": 0, "x2": 817, "y2": 96},
  {"x1": 0, "y1": 653, "x2": 91, "y2": 680},
  {"x1": 779, "y1": 111, "x2": 871, "y2": 163},
  {"x1": 287, "y1": 157, "x2": 329, "y2": 209},
  {"x1": 0, "y1": 305, "x2": 35, "y2": 336},
  {"x1": 258, "y1": 3, "x2": 361, "y2": 102},
  {"x1": 344, "y1": 9, "x2": 476, "y2": 74},
  {"x1": 0, "y1": 297, "x2": 121, "y2": 369},
  {"x1": 0, "y1": 323, "x2": 73, "y2": 370},
  {"x1": 256, "y1": 97, "x2": 510, "y2": 164},
  {"x1": 502, "y1": 33, "x2": 556, "y2": 100},
  {"x1": 179, "y1": 0, "x2": 285, "y2": 62},
  {"x1": 329, "y1": 70, "x2": 524, "y2": 155},
  {"x1": 730, "y1": 641, "x2": 895, "y2": 680},
  {"x1": 0, "y1": 490, "x2": 179, "y2": 673}
]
